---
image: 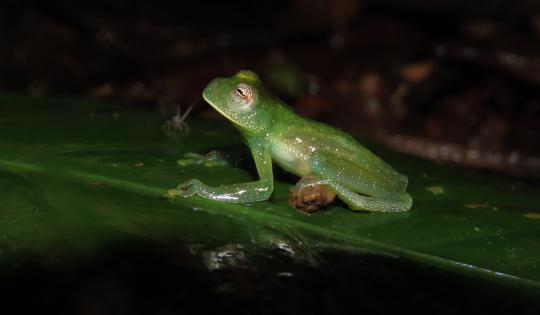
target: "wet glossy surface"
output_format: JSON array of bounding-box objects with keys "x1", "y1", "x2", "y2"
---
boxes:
[{"x1": 0, "y1": 94, "x2": 539, "y2": 303}]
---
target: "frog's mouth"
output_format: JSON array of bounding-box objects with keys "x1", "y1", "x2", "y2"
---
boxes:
[{"x1": 202, "y1": 93, "x2": 242, "y2": 127}]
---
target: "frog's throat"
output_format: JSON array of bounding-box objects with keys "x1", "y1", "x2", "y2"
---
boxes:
[{"x1": 203, "y1": 96, "x2": 243, "y2": 127}]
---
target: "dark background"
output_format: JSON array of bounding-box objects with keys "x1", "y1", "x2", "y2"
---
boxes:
[{"x1": 3, "y1": 0, "x2": 540, "y2": 180}]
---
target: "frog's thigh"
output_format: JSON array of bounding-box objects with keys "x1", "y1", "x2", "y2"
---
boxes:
[{"x1": 311, "y1": 152, "x2": 394, "y2": 197}]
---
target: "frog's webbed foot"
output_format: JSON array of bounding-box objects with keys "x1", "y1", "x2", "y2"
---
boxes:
[
  {"x1": 290, "y1": 175, "x2": 336, "y2": 214},
  {"x1": 168, "y1": 179, "x2": 203, "y2": 198},
  {"x1": 319, "y1": 178, "x2": 413, "y2": 212}
]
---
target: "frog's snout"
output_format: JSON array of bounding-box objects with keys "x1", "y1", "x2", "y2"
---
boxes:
[{"x1": 202, "y1": 77, "x2": 224, "y2": 104}]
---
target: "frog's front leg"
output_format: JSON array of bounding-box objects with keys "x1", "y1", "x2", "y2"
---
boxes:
[{"x1": 171, "y1": 139, "x2": 274, "y2": 203}]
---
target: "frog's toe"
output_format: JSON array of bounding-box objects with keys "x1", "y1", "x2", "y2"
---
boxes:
[
  {"x1": 166, "y1": 189, "x2": 179, "y2": 198},
  {"x1": 174, "y1": 179, "x2": 202, "y2": 197}
]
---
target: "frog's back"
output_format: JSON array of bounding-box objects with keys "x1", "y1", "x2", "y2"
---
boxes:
[{"x1": 272, "y1": 115, "x2": 408, "y2": 193}]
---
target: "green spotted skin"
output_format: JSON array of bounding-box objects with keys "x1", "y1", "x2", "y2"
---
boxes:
[{"x1": 172, "y1": 70, "x2": 413, "y2": 212}]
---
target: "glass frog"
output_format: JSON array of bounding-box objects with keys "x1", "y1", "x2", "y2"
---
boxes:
[{"x1": 169, "y1": 70, "x2": 413, "y2": 212}]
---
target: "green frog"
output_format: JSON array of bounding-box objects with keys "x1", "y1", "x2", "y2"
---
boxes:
[{"x1": 169, "y1": 70, "x2": 412, "y2": 212}]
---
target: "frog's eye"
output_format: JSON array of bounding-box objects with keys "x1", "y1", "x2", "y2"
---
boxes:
[{"x1": 233, "y1": 83, "x2": 254, "y2": 106}]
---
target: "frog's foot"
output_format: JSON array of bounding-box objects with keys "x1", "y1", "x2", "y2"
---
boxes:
[
  {"x1": 168, "y1": 179, "x2": 203, "y2": 198},
  {"x1": 315, "y1": 176, "x2": 412, "y2": 212},
  {"x1": 289, "y1": 175, "x2": 336, "y2": 214}
]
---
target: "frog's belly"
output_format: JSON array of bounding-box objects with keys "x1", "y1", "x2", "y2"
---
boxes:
[{"x1": 270, "y1": 142, "x2": 312, "y2": 176}]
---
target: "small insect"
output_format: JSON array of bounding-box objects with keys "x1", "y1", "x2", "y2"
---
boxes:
[{"x1": 163, "y1": 104, "x2": 194, "y2": 137}]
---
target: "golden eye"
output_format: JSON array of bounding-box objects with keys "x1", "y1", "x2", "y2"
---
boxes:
[{"x1": 234, "y1": 83, "x2": 253, "y2": 105}]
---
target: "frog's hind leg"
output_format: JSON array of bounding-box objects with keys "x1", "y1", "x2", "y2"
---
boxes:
[
  {"x1": 314, "y1": 176, "x2": 412, "y2": 212},
  {"x1": 311, "y1": 153, "x2": 412, "y2": 212}
]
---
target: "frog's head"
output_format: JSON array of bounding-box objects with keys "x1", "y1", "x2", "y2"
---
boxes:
[{"x1": 202, "y1": 70, "x2": 273, "y2": 134}]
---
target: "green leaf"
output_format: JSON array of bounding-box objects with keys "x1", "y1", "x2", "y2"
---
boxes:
[{"x1": 1, "y1": 94, "x2": 539, "y2": 299}]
